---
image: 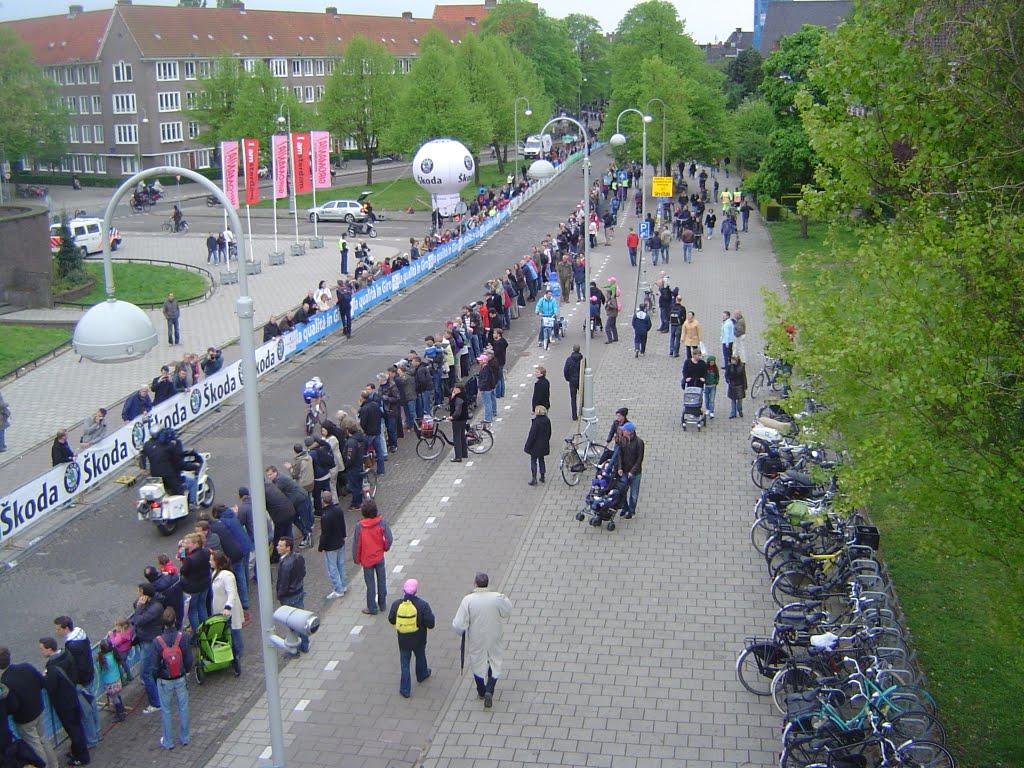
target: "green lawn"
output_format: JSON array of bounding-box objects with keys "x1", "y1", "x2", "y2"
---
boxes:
[
  {"x1": 767, "y1": 219, "x2": 1021, "y2": 768},
  {"x1": 0, "y1": 325, "x2": 71, "y2": 377},
  {"x1": 64, "y1": 262, "x2": 209, "y2": 307},
  {"x1": 258, "y1": 165, "x2": 511, "y2": 212}
]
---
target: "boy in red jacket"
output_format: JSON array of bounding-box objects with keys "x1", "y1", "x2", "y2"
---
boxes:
[{"x1": 352, "y1": 500, "x2": 394, "y2": 615}]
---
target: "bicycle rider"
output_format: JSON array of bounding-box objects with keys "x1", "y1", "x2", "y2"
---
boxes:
[
  {"x1": 303, "y1": 376, "x2": 325, "y2": 417},
  {"x1": 535, "y1": 289, "x2": 558, "y2": 348},
  {"x1": 171, "y1": 204, "x2": 184, "y2": 232}
]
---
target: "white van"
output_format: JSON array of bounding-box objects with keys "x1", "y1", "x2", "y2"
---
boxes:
[
  {"x1": 523, "y1": 134, "x2": 553, "y2": 160},
  {"x1": 49, "y1": 217, "x2": 123, "y2": 257}
]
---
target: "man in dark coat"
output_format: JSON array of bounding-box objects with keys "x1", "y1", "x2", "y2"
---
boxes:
[
  {"x1": 387, "y1": 579, "x2": 436, "y2": 698},
  {"x1": 39, "y1": 638, "x2": 90, "y2": 766},
  {"x1": 531, "y1": 367, "x2": 551, "y2": 413},
  {"x1": 524, "y1": 405, "x2": 552, "y2": 486},
  {"x1": 53, "y1": 616, "x2": 99, "y2": 749},
  {"x1": 562, "y1": 346, "x2": 583, "y2": 422},
  {"x1": 130, "y1": 584, "x2": 164, "y2": 713},
  {"x1": 263, "y1": 479, "x2": 296, "y2": 561},
  {"x1": 0, "y1": 646, "x2": 60, "y2": 768},
  {"x1": 682, "y1": 347, "x2": 709, "y2": 389}
]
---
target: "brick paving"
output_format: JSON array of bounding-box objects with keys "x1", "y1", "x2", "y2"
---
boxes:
[{"x1": 203, "y1": 166, "x2": 787, "y2": 768}]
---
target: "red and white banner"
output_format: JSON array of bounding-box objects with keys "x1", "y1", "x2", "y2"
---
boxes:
[
  {"x1": 272, "y1": 134, "x2": 289, "y2": 199},
  {"x1": 292, "y1": 132, "x2": 312, "y2": 195},
  {"x1": 311, "y1": 130, "x2": 331, "y2": 190},
  {"x1": 242, "y1": 138, "x2": 260, "y2": 205},
  {"x1": 220, "y1": 140, "x2": 239, "y2": 208}
]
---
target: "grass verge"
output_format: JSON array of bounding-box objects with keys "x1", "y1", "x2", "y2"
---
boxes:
[
  {"x1": 0, "y1": 326, "x2": 71, "y2": 378},
  {"x1": 61, "y1": 262, "x2": 208, "y2": 307},
  {"x1": 767, "y1": 218, "x2": 1022, "y2": 768},
  {"x1": 258, "y1": 165, "x2": 511, "y2": 212}
]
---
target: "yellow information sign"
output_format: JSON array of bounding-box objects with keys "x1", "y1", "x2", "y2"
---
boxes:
[{"x1": 651, "y1": 176, "x2": 673, "y2": 198}]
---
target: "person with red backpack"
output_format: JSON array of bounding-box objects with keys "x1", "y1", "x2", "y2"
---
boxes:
[
  {"x1": 152, "y1": 607, "x2": 193, "y2": 750},
  {"x1": 352, "y1": 500, "x2": 394, "y2": 616}
]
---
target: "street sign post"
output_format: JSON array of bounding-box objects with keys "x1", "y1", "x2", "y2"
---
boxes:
[
  {"x1": 639, "y1": 220, "x2": 651, "y2": 239},
  {"x1": 651, "y1": 176, "x2": 673, "y2": 198}
]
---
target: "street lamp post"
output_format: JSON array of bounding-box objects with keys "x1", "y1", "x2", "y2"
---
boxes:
[
  {"x1": 610, "y1": 109, "x2": 653, "y2": 312},
  {"x1": 646, "y1": 98, "x2": 667, "y2": 176},
  {"x1": 73, "y1": 166, "x2": 287, "y2": 767},
  {"x1": 578, "y1": 76, "x2": 588, "y2": 119},
  {"x1": 513, "y1": 97, "x2": 532, "y2": 183},
  {"x1": 527, "y1": 116, "x2": 596, "y2": 437},
  {"x1": 137, "y1": 108, "x2": 149, "y2": 174}
]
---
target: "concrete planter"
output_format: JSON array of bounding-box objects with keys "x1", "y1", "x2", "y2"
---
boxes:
[
  {"x1": 244, "y1": 260, "x2": 262, "y2": 275},
  {"x1": 269, "y1": 251, "x2": 286, "y2": 266},
  {"x1": 220, "y1": 270, "x2": 239, "y2": 285},
  {"x1": 290, "y1": 242, "x2": 306, "y2": 257},
  {"x1": 308, "y1": 236, "x2": 325, "y2": 249}
]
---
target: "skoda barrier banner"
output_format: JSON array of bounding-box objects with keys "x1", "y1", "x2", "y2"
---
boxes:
[{"x1": 0, "y1": 149, "x2": 583, "y2": 544}]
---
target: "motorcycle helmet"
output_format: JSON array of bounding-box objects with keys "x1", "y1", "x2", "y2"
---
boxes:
[{"x1": 158, "y1": 427, "x2": 177, "y2": 444}]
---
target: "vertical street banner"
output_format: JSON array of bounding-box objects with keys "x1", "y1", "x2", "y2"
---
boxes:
[
  {"x1": 242, "y1": 138, "x2": 260, "y2": 205},
  {"x1": 220, "y1": 140, "x2": 239, "y2": 208},
  {"x1": 292, "y1": 132, "x2": 312, "y2": 195},
  {"x1": 272, "y1": 134, "x2": 289, "y2": 199},
  {"x1": 311, "y1": 130, "x2": 331, "y2": 190}
]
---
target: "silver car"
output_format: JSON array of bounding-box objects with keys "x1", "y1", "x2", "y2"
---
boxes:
[{"x1": 307, "y1": 199, "x2": 366, "y2": 223}]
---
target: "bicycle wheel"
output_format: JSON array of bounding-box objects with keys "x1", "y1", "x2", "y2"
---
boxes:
[
  {"x1": 362, "y1": 470, "x2": 378, "y2": 499},
  {"x1": 780, "y1": 736, "x2": 829, "y2": 768},
  {"x1": 889, "y1": 710, "x2": 947, "y2": 744},
  {"x1": 751, "y1": 458, "x2": 776, "y2": 489},
  {"x1": 771, "y1": 663, "x2": 818, "y2": 713},
  {"x1": 560, "y1": 447, "x2": 583, "y2": 486},
  {"x1": 895, "y1": 740, "x2": 955, "y2": 768},
  {"x1": 416, "y1": 435, "x2": 443, "y2": 460},
  {"x1": 305, "y1": 410, "x2": 316, "y2": 436},
  {"x1": 162, "y1": 221, "x2": 173, "y2": 233},
  {"x1": 750, "y1": 517, "x2": 779, "y2": 554},
  {"x1": 770, "y1": 371, "x2": 785, "y2": 392},
  {"x1": 467, "y1": 426, "x2": 493, "y2": 454},
  {"x1": 751, "y1": 371, "x2": 765, "y2": 398},
  {"x1": 771, "y1": 567, "x2": 818, "y2": 606},
  {"x1": 736, "y1": 641, "x2": 787, "y2": 696}
]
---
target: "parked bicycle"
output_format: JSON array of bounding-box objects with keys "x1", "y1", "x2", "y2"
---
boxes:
[
  {"x1": 415, "y1": 417, "x2": 493, "y2": 459},
  {"x1": 558, "y1": 432, "x2": 606, "y2": 486},
  {"x1": 751, "y1": 354, "x2": 786, "y2": 398}
]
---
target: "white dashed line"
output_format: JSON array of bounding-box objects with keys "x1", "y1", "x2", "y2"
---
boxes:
[
  {"x1": 410, "y1": 539, "x2": 420, "y2": 547},
  {"x1": 453, "y1": 478, "x2": 463, "y2": 485},
  {"x1": 294, "y1": 699, "x2": 310, "y2": 711},
  {"x1": 260, "y1": 747, "x2": 273, "y2": 760},
  {"x1": 440, "y1": 496, "x2": 450, "y2": 503},
  {"x1": 324, "y1": 660, "x2": 339, "y2": 671},
  {"x1": 350, "y1": 626, "x2": 363, "y2": 635},
  {"x1": 393, "y1": 564, "x2": 404, "y2": 573},
  {"x1": 425, "y1": 517, "x2": 436, "y2": 524}
]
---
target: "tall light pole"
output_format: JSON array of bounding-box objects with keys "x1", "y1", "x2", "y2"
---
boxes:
[
  {"x1": 137, "y1": 108, "x2": 149, "y2": 174},
  {"x1": 513, "y1": 97, "x2": 532, "y2": 183},
  {"x1": 610, "y1": 108, "x2": 653, "y2": 313},
  {"x1": 73, "y1": 166, "x2": 286, "y2": 767},
  {"x1": 646, "y1": 97, "x2": 667, "y2": 176},
  {"x1": 527, "y1": 116, "x2": 597, "y2": 437},
  {"x1": 578, "y1": 76, "x2": 588, "y2": 119}
]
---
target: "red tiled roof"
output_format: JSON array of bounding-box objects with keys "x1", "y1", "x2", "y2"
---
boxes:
[
  {"x1": 117, "y1": 4, "x2": 480, "y2": 59},
  {"x1": 432, "y1": 4, "x2": 489, "y2": 23},
  {"x1": 3, "y1": 9, "x2": 111, "y2": 65}
]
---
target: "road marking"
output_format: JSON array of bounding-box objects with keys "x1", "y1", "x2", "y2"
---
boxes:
[
  {"x1": 440, "y1": 496, "x2": 450, "y2": 503},
  {"x1": 350, "y1": 626, "x2": 363, "y2": 635},
  {"x1": 260, "y1": 747, "x2": 273, "y2": 760},
  {"x1": 410, "y1": 539, "x2": 420, "y2": 547},
  {"x1": 453, "y1": 478, "x2": 463, "y2": 485},
  {"x1": 425, "y1": 517, "x2": 436, "y2": 524},
  {"x1": 324, "y1": 660, "x2": 339, "y2": 671},
  {"x1": 294, "y1": 699, "x2": 310, "y2": 711},
  {"x1": 465, "y1": 461, "x2": 474, "y2": 466},
  {"x1": 504, "y1": 405, "x2": 511, "y2": 410},
  {"x1": 393, "y1": 564, "x2": 404, "y2": 573}
]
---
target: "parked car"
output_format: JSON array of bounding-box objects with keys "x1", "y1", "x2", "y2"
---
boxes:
[
  {"x1": 49, "y1": 217, "x2": 122, "y2": 257},
  {"x1": 307, "y1": 199, "x2": 366, "y2": 223}
]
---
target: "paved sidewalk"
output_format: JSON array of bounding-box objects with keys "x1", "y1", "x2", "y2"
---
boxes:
[{"x1": 206, "y1": 172, "x2": 786, "y2": 768}]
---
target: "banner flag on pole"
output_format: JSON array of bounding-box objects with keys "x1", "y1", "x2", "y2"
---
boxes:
[
  {"x1": 242, "y1": 138, "x2": 260, "y2": 205},
  {"x1": 292, "y1": 132, "x2": 312, "y2": 195},
  {"x1": 272, "y1": 134, "x2": 289, "y2": 199},
  {"x1": 311, "y1": 131, "x2": 331, "y2": 190},
  {"x1": 220, "y1": 140, "x2": 239, "y2": 208}
]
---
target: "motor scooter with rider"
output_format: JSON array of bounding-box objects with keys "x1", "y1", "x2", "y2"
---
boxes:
[
  {"x1": 347, "y1": 219, "x2": 377, "y2": 238},
  {"x1": 137, "y1": 426, "x2": 215, "y2": 535}
]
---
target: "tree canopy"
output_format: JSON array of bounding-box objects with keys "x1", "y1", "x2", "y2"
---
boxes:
[{"x1": 0, "y1": 28, "x2": 68, "y2": 164}]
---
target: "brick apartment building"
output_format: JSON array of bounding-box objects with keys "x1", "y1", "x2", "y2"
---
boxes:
[{"x1": 2, "y1": 1, "x2": 490, "y2": 178}]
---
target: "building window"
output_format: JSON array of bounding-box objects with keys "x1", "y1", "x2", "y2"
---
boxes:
[
  {"x1": 188, "y1": 121, "x2": 200, "y2": 139},
  {"x1": 79, "y1": 66, "x2": 91, "y2": 84},
  {"x1": 91, "y1": 94, "x2": 102, "y2": 113},
  {"x1": 114, "y1": 123, "x2": 138, "y2": 144},
  {"x1": 304, "y1": 86, "x2": 314, "y2": 103},
  {"x1": 163, "y1": 151, "x2": 184, "y2": 166},
  {"x1": 291, "y1": 59, "x2": 302, "y2": 76},
  {"x1": 315, "y1": 59, "x2": 325, "y2": 76},
  {"x1": 325, "y1": 59, "x2": 335, "y2": 74},
  {"x1": 293, "y1": 86, "x2": 302, "y2": 100},
  {"x1": 242, "y1": 58, "x2": 255, "y2": 73},
  {"x1": 316, "y1": 85, "x2": 325, "y2": 101},
  {"x1": 94, "y1": 125, "x2": 104, "y2": 143},
  {"x1": 159, "y1": 121, "x2": 183, "y2": 143},
  {"x1": 157, "y1": 92, "x2": 181, "y2": 112},
  {"x1": 72, "y1": 155, "x2": 84, "y2": 172},
  {"x1": 112, "y1": 93, "x2": 137, "y2": 114},
  {"x1": 83, "y1": 155, "x2": 95, "y2": 173},
  {"x1": 183, "y1": 61, "x2": 196, "y2": 80},
  {"x1": 155, "y1": 61, "x2": 179, "y2": 81},
  {"x1": 60, "y1": 156, "x2": 71, "y2": 172},
  {"x1": 185, "y1": 91, "x2": 196, "y2": 110},
  {"x1": 197, "y1": 60, "x2": 212, "y2": 78},
  {"x1": 120, "y1": 156, "x2": 139, "y2": 175},
  {"x1": 67, "y1": 97, "x2": 78, "y2": 115},
  {"x1": 69, "y1": 125, "x2": 79, "y2": 143},
  {"x1": 270, "y1": 58, "x2": 287, "y2": 77},
  {"x1": 194, "y1": 149, "x2": 212, "y2": 168},
  {"x1": 88, "y1": 64, "x2": 99, "y2": 84},
  {"x1": 303, "y1": 59, "x2": 314, "y2": 76},
  {"x1": 113, "y1": 60, "x2": 133, "y2": 83},
  {"x1": 96, "y1": 155, "x2": 106, "y2": 174},
  {"x1": 79, "y1": 96, "x2": 89, "y2": 114},
  {"x1": 398, "y1": 58, "x2": 411, "y2": 74},
  {"x1": 68, "y1": 67, "x2": 78, "y2": 85}
]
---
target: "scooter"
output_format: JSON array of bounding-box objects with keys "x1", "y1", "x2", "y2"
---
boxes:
[
  {"x1": 136, "y1": 452, "x2": 215, "y2": 535},
  {"x1": 347, "y1": 220, "x2": 377, "y2": 238},
  {"x1": 206, "y1": 194, "x2": 221, "y2": 207}
]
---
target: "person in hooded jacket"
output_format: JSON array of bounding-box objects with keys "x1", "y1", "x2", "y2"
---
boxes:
[
  {"x1": 524, "y1": 405, "x2": 552, "y2": 486},
  {"x1": 212, "y1": 504, "x2": 253, "y2": 611},
  {"x1": 352, "y1": 500, "x2": 394, "y2": 615},
  {"x1": 129, "y1": 584, "x2": 164, "y2": 713},
  {"x1": 267, "y1": 464, "x2": 313, "y2": 548},
  {"x1": 146, "y1": 565, "x2": 185, "y2": 631},
  {"x1": 562, "y1": 345, "x2": 583, "y2": 422},
  {"x1": 178, "y1": 533, "x2": 211, "y2": 631},
  {"x1": 632, "y1": 308, "x2": 652, "y2": 357},
  {"x1": 343, "y1": 428, "x2": 367, "y2": 511},
  {"x1": 53, "y1": 616, "x2": 98, "y2": 749}
]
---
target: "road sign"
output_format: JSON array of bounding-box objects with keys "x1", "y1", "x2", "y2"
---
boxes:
[
  {"x1": 639, "y1": 221, "x2": 651, "y2": 239},
  {"x1": 617, "y1": 170, "x2": 628, "y2": 183},
  {"x1": 651, "y1": 176, "x2": 673, "y2": 198}
]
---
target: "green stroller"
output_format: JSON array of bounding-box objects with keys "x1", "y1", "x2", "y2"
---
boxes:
[{"x1": 192, "y1": 614, "x2": 239, "y2": 683}]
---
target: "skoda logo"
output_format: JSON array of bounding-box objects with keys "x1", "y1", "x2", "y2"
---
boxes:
[
  {"x1": 190, "y1": 389, "x2": 202, "y2": 415},
  {"x1": 131, "y1": 421, "x2": 148, "y2": 450},
  {"x1": 420, "y1": 158, "x2": 434, "y2": 174},
  {"x1": 464, "y1": 155, "x2": 473, "y2": 171},
  {"x1": 63, "y1": 462, "x2": 82, "y2": 494},
  {"x1": 277, "y1": 338, "x2": 285, "y2": 362}
]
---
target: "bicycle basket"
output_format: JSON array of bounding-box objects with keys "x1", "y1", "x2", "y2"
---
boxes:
[{"x1": 420, "y1": 417, "x2": 434, "y2": 437}]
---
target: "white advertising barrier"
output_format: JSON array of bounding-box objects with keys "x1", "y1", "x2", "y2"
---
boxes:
[{"x1": 0, "y1": 149, "x2": 585, "y2": 545}]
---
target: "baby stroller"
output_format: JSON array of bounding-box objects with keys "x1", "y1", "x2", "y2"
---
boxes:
[
  {"x1": 462, "y1": 374, "x2": 480, "y2": 416},
  {"x1": 192, "y1": 614, "x2": 239, "y2": 683},
  {"x1": 681, "y1": 386, "x2": 707, "y2": 431},
  {"x1": 575, "y1": 459, "x2": 628, "y2": 531}
]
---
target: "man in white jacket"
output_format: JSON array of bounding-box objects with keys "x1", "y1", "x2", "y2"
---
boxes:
[{"x1": 452, "y1": 572, "x2": 512, "y2": 708}]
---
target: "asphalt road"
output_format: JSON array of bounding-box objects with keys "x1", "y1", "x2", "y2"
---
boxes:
[{"x1": 0, "y1": 148, "x2": 615, "y2": 766}]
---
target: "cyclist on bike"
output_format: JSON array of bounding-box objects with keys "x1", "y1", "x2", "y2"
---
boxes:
[
  {"x1": 534, "y1": 289, "x2": 558, "y2": 348},
  {"x1": 171, "y1": 204, "x2": 184, "y2": 232},
  {"x1": 303, "y1": 376, "x2": 325, "y2": 417}
]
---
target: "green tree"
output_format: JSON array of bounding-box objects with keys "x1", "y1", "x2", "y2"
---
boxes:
[
  {"x1": 480, "y1": 0, "x2": 580, "y2": 109},
  {"x1": 723, "y1": 48, "x2": 764, "y2": 109},
  {"x1": 0, "y1": 28, "x2": 68, "y2": 166},
  {"x1": 729, "y1": 97, "x2": 776, "y2": 172},
  {"x1": 321, "y1": 36, "x2": 400, "y2": 185},
  {"x1": 566, "y1": 14, "x2": 611, "y2": 109},
  {"x1": 387, "y1": 30, "x2": 490, "y2": 153},
  {"x1": 53, "y1": 218, "x2": 83, "y2": 280}
]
